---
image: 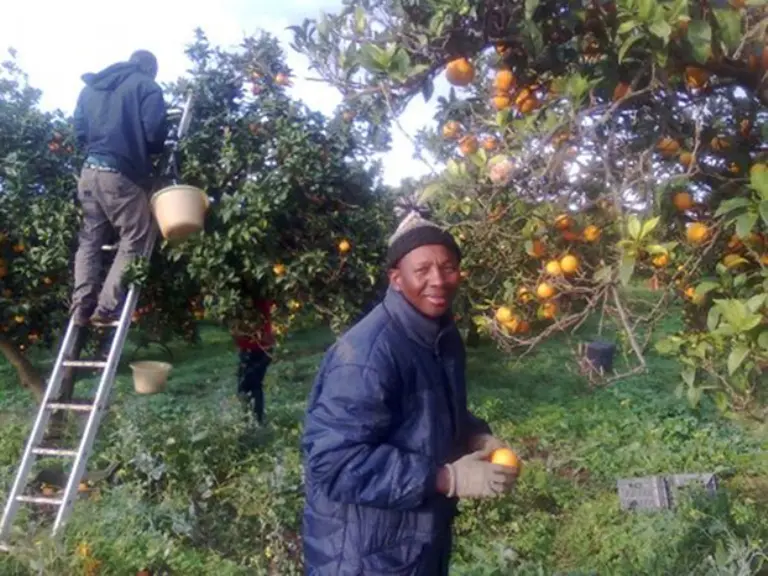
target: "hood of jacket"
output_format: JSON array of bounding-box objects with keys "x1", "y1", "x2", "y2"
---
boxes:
[{"x1": 81, "y1": 62, "x2": 141, "y2": 91}]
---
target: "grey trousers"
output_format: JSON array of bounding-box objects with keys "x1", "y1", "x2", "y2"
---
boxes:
[{"x1": 71, "y1": 167, "x2": 153, "y2": 323}]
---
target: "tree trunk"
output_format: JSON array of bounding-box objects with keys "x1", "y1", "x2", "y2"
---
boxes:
[{"x1": 0, "y1": 338, "x2": 44, "y2": 401}]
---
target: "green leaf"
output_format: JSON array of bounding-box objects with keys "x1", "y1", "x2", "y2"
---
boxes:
[
  {"x1": 713, "y1": 8, "x2": 742, "y2": 53},
  {"x1": 640, "y1": 216, "x2": 660, "y2": 239},
  {"x1": 418, "y1": 182, "x2": 443, "y2": 204},
  {"x1": 687, "y1": 19, "x2": 713, "y2": 64},
  {"x1": 707, "y1": 305, "x2": 722, "y2": 332},
  {"x1": 696, "y1": 281, "x2": 720, "y2": 296},
  {"x1": 681, "y1": 366, "x2": 696, "y2": 387},
  {"x1": 619, "y1": 34, "x2": 644, "y2": 63},
  {"x1": 627, "y1": 215, "x2": 642, "y2": 239},
  {"x1": 619, "y1": 254, "x2": 636, "y2": 286},
  {"x1": 649, "y1": 20, "x2": 672, "y2": 42},
  {"x1": 525, "y1": 0, "x2": 540, "y2": 21},
  {"x1": 637, "y1": 0, "x2": 656, "y2": 21},
  {"x1": 617, "y1": 20, "x2": 641, "y2": 34},
  {"x1": 727, "y1": 343, "x2": 750, "y2": 375},
  {"x1": 746, "y1": 294, "x2": 767, "y2": 313},
  {"x1": 655, "y1": 336, "x2": 683, "y2": 355},
  {"x1": 686, "y1": 385, "x2": 702, "y2": 408},
  {"x1": 758, "y1": 330, "x2": 768, "y2": 350},
  {"x1": 646, "y1": 243, "x2": 668, "y2": 255},
  {"x1": 750, "y1": 168, "x2": 768, "y2": 199},
  {"x1": 354, "y1": 5, "x2": 366, "y2": 34},
  {"x1": 735, "y1": 211, "x2": 758, "y2": 239},
  {"x1": 714, "y1": 196, "x2": 751, "y2": 217},
  {"x1": 759, "y1": 200, "x2": 768, "y2": 227}
]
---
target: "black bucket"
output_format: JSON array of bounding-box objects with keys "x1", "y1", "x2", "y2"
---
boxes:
[{"x1": 586, "y1": 341, "x2": 616, "y2": 373}]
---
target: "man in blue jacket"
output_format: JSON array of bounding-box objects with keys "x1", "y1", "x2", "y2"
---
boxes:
[
  {"x1": 302, "y1": 212, "x2": 517, "y2": 575},
  {"x1": 70, "y1": 50, "x2": 168, "y2": 327}
]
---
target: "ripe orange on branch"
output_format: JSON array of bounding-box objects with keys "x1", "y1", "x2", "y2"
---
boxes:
[
  {"x1": 583, "y1": 225, "x2": 601, "y2": 242},
  {"x1": 673, "y1": 191, "x2": 693, "y2": 211},
  {"x1": 657, "y1": 137, "x2": 680, "y2": 157},
  {"x1": 445, "y1": 58, "x2": 475, "y2": 86},
  {"x1": 686, "y1": 222, "x2": 710, "y2": 245},
  {"x1": 493, "y1": 69, "x2": 516, "y2": 92},
  {"x1": 560, "y1": 254, "x2": 579, "y2": 274},
  {"x1": 442, "y1": 121, "x2": 462, "y2": 140},
  {"x1": 458, "y1": 135, "x2": 478, "y2": 156}
]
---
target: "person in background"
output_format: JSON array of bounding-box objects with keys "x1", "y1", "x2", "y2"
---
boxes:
[
  {"x1": 70, "y1": 50, "x2": 168, "y2": 327},
  {"x1": 301, "y1": 211, "x2": 517, "y2": 575},
  {"x1": 233, "y1": 299, "x2": 274, "y2": 424}
]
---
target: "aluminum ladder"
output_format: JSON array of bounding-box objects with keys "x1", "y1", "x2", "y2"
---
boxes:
[{"x1": 0, "y1": 91, "x2": 195, "y2": 549}]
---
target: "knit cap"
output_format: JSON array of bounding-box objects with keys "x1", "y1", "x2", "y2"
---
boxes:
[{"x1": 386, "y1": 211, "x2": 462, "y2": 268}]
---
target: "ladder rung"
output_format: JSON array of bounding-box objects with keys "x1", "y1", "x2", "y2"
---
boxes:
[
  {"x1": 32, "y1": 447, "x2": 78, "y2": 458},
  {"x1": 62, "y1": 360, "x2": 107, "y2": 369},
  {"x1": 16, "y1": 495, "x2": 63, "y2": 506},
  {"x1": 46, "y1": 402, "x2": 94, "y2": 412}
]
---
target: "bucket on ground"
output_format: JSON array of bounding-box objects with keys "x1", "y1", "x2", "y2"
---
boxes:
[
  {"x1": 150, "y1": 184, "x2": 209, "y2": 242},
  {"x1": 130, "y1": 361, "x2": 173, "y2": 394}
]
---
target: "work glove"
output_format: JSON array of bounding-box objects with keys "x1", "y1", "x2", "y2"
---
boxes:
[{"x1": 444, "y1": 448, "x2": 517, "y2": 499}]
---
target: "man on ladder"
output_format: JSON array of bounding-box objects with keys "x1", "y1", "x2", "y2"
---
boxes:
[
  {"x1": 71, "y1": 49, "x2": 168, "y2": 328},
  {"x1": 1, "y1": 50, "x2": 185, "y2": 549}
]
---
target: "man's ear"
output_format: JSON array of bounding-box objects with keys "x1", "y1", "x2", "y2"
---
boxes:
[{"x1": 387, "y1": 268, "x2": 402, "y2": 292}]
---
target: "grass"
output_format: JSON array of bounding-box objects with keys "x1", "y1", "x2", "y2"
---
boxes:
[{"x1": 1, "y1": 316, "x2": 768, "y2": 575}]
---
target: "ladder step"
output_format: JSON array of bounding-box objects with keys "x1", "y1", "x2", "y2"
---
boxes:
[
  {"x1": 62, "y1": 360, "x2": 107, "y2": 369},
  {"x1": 32, "y1": 447, "x2": 78, "y2": 458},
  {"x1": 46, "y1": 402, "x2": 95, "y2": 412},
  {"x1": 16, "y1": 495, "x2": 63, "y2": 506}
]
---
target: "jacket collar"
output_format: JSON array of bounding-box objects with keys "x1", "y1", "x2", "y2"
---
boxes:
[{"x1": 383, "y1": 286, "x2": 454, "y2": 352}]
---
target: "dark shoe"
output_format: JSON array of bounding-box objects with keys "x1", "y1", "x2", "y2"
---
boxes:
[{"x1": 90, "y1": 311, "x2": 120, "y2": 328}]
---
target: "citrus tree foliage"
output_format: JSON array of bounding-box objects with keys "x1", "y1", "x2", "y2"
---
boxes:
[
  {"x1": 161, "y1": 30, "x2": 393, "y2": 338},
  {"x1": 293, "y1": 0, "x2": 768, "y2": 412},
  {"x1": 0, "y1": 32, "x2": 393, "y2": 398},
  {"x1": 0, "y1": 54, "x2": 81, "y2": 398}
]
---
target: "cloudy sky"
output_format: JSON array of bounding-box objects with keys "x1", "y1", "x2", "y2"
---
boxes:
[{"x1": 0, "y1": 0, "x2": 449, "y2": 186}]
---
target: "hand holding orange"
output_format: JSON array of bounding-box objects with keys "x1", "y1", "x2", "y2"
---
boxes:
[{"x1": 490, "y1": 447, "x2": 521, "y2": 473}]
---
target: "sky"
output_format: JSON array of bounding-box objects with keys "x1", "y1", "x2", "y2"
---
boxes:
[{"x1": 0, "y1": 0, "x2": 447, "y2": 187}]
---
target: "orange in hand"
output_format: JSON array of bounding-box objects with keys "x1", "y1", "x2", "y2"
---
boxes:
[{"x1": 490, "y1": 447, "x2": 521, "y2": 472}]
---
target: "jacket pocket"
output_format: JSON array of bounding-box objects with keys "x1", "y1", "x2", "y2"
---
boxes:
[{"x1": 360, "y1": 538, "x2": 430, "y2": 575}]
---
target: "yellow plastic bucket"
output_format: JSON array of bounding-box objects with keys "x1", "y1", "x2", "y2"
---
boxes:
[
  {"x1": 150, "y1": 184, "x2": 209, "y2": 242},
  {"x1": 130, "y1": 361, "x2": 172, "y2": 394}
]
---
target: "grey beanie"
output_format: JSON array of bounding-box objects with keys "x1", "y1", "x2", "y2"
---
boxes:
[{"x1": 386, "y1": 211, "x2": 461, "y2": 268}]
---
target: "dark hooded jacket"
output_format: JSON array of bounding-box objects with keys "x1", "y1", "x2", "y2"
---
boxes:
[
  {"x1": 302, "y1": 287, "x2": 491, "y2": 575},
  {"x1": 73, "y1": 61, "x2": 168, "y2": 186}
]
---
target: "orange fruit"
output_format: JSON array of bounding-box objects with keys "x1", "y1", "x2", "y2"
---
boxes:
[
  {"x1": 502, "y1": 316, "x2": 521, "y2": 334},
  {"x1": 519, "y1": 96, "x2": 539, "y2": 114},
  {"x1": 728, "y1": 162, "x2": 740, "y2": 174},
  {"x1": 490, "y1": 447, "x2": 520, "y2": 470},
  {"x1": 516, "y1": 319, "x2": 530, "y2": 334},
  {"x1": 514, "y1": 88, "x2": 532, "y2": 108},
  {"x1": 495, "y1": 306, "x2": 514, "y2": 323},
  {"x1": 446, "y1": 58, "x2": 475, "y2": 87},
  {"x1": 583, "y1": 225, "x2": 601, "y2": 242},
  {"x1": 684, "y1": 66, "x2": 710, "y2": 89},
  {"x1": 518, "y1": 286, "x2": 534, "y2": 303},
  {"x1": 338, "y1": 239, "x2": 351, "y2": 254},
  {"x1": 482, "y1": 136, "x2": 498, "y2": 150},
  {"x1": 12, "y1": 243, "x2": 24, "y2": 254},
  {"x1": 710, "y1": 136, "x2": 729, "y2": 152},
  {"x1": 529, "y1": 239, "x2": 546, "y2": 258},
  {"x1": 491, "y1": 94, "x2": 511, "y2": 110},
  {"x1": 14, "y1": 315, "x2": 24, "y2": 324},
  {"x1": 560, "y1": 254, "x2": 579, "y2": 274},
  {"x1": 493, "y1": 69, "x2": 516, "y2": 92},
  {"x1": 554, "y1": 214, "x2": 572, "y2": 231},
  {"x1": 273, "y1": 263, "x2": 286, "y2": 276},
  {"x1": 673, "y1": 191, "x2": 693, "y2": 211},
  {"x1": 686, "y1": 222, "x2": 710, "y2": 245},
  {"x1": 652, "y1": 253, "x2": 670, "y2": 268},
  {"x1": 536, "y1": 282, "x2": 555, "y2": 300},
  {"x1": 274, "y1": 72, "x2": 292, "y2": 86},
  {"x1": 613, "y1": 82, "x2": 630, "y2": 101},
  {"x1": 540, "y1": 301, "x2": 557, "y2": 319},
  {"x1": 442, "y1": 121, "x2": 462, "y2": 140},
  {"x1": 545, "y1": 260, "x2": 562, "y2": 276},
  {"x1": 657, "y1": 137, "x2": 680, "y2": 157},
  {"x1": 458, "y1": 135, "x2": 478, "y2": 156},
  {"x1": 723, "y1": 254, "x2": 745, "y2": 268},
  {"x1": 679, "y1": 152, "x2": 694, "y2": 168}
]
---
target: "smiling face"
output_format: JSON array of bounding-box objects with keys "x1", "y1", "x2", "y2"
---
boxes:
[{"x1": 388, "y1": 244, "x2": 461, "y2": 318}]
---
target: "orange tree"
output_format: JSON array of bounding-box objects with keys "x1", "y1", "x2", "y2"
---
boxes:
[
  {"x1": 292, "y1": 0, "x2": 768, "y2": 411},
  {"x1": 0, "y1": 32, "x2": 393, "y2": 400},
  {"x1": 0, "y1": 53, "x2": 82, "y2": 399}
]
